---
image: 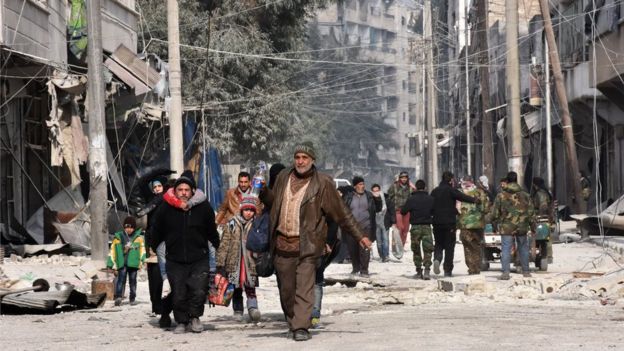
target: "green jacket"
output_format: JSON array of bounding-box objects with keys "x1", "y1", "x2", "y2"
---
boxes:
[
  {"x1": 458, "y1": 186, "x2": 490, "y2": 230},
  {"x1": 491, "y1": 183, "x2": 535, "y2": 234},
  {"x1": 107, "y1": 229, "x2": 146, "y2": 270},
  {"x1": 387, "y1": 182, "x2": 412, "y2": 209}
]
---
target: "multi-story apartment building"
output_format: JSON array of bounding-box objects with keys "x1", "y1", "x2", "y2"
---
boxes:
[
  {"x1": 444, "y1": 0, "x2": 623, "y2": 209},
  {"x1": 314, "y1": 0, "x2": 424, "y2": 187}
]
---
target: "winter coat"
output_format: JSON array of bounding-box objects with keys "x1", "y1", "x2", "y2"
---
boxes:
[
  {"x1": 216, "y1": 215, "x2": 258, "y2": 288},
  {"x1": 532, "y1": 188, "x2": 553, "y2": 220},
  {"x1": 387, "y1": 182, "x2": 413, "y2": 209},
  {"x1": 136, "y1": 193, "x2": 164, "y2": 254},
  {"x1": 343, "y1": 190, "x2": 382, "y2": 241},
  {"x1": 492, "y1": 182, "x2": 535, "y2": 234},
  {"x1": 384, "y1": 194, "x2": 396, "y2": 229},
  {"x1": 457, "y1": 185, "x2": 490, "y2": 230},
  {"x1": 261, "y1": 167, "x2": 366, "y2": 259},
  {"x1": 107, "y1": 229, "x2": 146, "y2": 270},
  {"x1": 152, "y1": 200, "x2": 220, "y2": 264},
  {"x1": 401, "y1": 191, "x2": 434, "y2": 225},
  {"x1": 216, "y1": 187, "x2": 263, "y2": 224},
  {"x1": 431, "y1": 181, "x2": 477, "y2": 225}
]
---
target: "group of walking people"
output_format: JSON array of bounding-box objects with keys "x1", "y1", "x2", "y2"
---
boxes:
[
  {"x1": 385, "y1": 170, "x2": 554, "y2": 281},
  {"x1": 107, "y1": 142, "x2": 554, "y2": 341}
]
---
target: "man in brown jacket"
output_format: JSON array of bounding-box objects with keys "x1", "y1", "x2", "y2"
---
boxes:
[
  {"x1": 215, "y1": 171, "x2": 254, "y2": 225},
  {"x1": 261, "y1": 143, "x2": 372, "y2": 342}
]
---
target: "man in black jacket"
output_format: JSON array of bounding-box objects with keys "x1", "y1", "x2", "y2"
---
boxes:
[
  {"x1": 343, "y1": 176, "x2": 382, "y2": 278},
  {"x1": 401, "y1": 180, "x2": 434, "y2": 280},
  {"x1": 430, "y1": 171, "x2": 478, "y2": 277},
  {"x1": 152, "y1": 170, "x2": 220, "y2": 334}
]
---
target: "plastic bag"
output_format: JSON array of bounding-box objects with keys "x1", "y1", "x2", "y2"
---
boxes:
[
  {"x1": 208, "y1": 273, "x2": 235, "y2": 307},
  {"x1": 390, "y1": 226, "x2": 404, "y2": 260}
]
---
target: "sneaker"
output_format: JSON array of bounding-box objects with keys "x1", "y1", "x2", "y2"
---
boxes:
[
  {"x1": 360, "y1": 272, "x2": 370, "y2": 279},
  {"x1": 189, "y1": 317, "x2": 203, "y2": 333},
  {"x1": 310, "y1": 317, "x2": 321, "y2": 329},
  {"x1": 173, "y1": 323, "x2": 187, "y2": 334},
  {"x1": 382, "y1": 257, "x2": 390, "y2": 263},
  {"x1": 248, "y1": 308, "x2": 261, "y2": 323},
  {"x1": 522, "y1": 272, "x2": 532, "y2": 278},
  {"x1": 498, "y1": 272, "x2": 511, "y2": 280},
  {"x1": 423, "y1": 269, "x2": 431, "y2": 280},
  {"x1": 433, "y1": 260, "x2": 441, "y2": 275},
  {"x1": 159, "y1": 314, "x2": 172, "y2": 328},
  {"x1": 114, "y1": 298, "x2": 122, "y2": 306},
  {"x1": 415, "y1": 268, "x2": 423, "y2": 280},
  {"x1": 233, "y1": 310, "x2": 244, "y2": 322},
  {"x1": 293, "y1": 329, "x2": 311, "y2": 341},
  {"x1": 129, "y1": 299, "x2": 138, "y2": 306}
]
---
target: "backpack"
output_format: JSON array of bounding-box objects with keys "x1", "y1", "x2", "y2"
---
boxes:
[{"x1": 246, "y1": 212, "x2": 270, "y2": 252}]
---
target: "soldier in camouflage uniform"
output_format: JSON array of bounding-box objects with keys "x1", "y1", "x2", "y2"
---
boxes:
[
  {"x1": 457, "y1": 175, "x2": 490, "y2": 275},
  {"x1": 491, "y1": 172, "x2": 535, "y2": 280},
  {"x1": 531, "y1": 177, "x2": 554, "y2": 262},
  {"x1": 387, "y1": 171, "x2": 415, "y2": 246},
  {"x1": 401, "y1": 180, "x2": 434, "y2": 279}
]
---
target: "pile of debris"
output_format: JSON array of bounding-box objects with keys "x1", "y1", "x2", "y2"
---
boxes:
[{"x1": 0, "y1": 256, "x2": 109, "y2": 314}]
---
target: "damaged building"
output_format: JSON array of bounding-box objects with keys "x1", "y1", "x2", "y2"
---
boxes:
[{"x1": 0, "y1": 0, "x2": 153, "y2": 249}]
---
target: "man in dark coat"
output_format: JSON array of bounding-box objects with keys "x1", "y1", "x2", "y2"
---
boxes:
[
  {"x1": 152, "y1": 170, "x2": 220, "y2": 334},
  {"x1": 342, "y1": 176, "x2": 382, "y2": 278},
  {"x1": 430, "y1": 171, "x2": 478, "y2": 277},
  {"x1": 401, "y1": 179, "x2": 434, "y2": 279}
]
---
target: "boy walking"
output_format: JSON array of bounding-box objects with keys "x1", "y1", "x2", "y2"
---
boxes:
[{"x1": 108, "y1": 216, "x2": 146, "y2": 306}]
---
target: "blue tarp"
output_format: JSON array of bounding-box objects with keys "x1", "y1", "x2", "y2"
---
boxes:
[{"x1": 197, "y1": 147, "x2": 224, "y2": 209}]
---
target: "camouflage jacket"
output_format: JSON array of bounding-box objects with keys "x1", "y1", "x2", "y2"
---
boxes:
[
  {"x1": 387, "y1": 182, "x2": 412, "y2": 209},
  {"x1": 457, "y1": 185, "x2": 490, "y2": 230},
  {"x1": 532, "y1": 189, "x2": 553, "y2": 220},
  {"x1": 491, "y1": 182, "x2": 535, "y2": 234}
]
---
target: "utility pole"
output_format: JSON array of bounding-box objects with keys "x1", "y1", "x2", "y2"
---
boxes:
[
  {"x1": 545, "y1": 41, "x2": 553, "y2": 193},
  {"x1": 506, "y1": 0, "x2": 524, "y2": 184},
  {"x1": 477, "y1": 0, "x2": 494, "y2": 182},
  {"x1": 538, "y1": 0, "x2": 582, "y2": 212},
  {"x1": 86, "y1": 0, "x2": 108, "y2": 262},
  {"x1": 465, "y1": 7, "x2": 471, "y2": 176},
  {"x1": 167, "y1": 0, "x2": 185, "y2": 176},
  {"x1": 425, "y1": 0, "x2": 438, "y2": 186}
]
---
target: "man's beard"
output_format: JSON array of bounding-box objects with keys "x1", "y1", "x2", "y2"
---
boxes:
[
  {"x1": 295, "y1": 163, "x2": 313, "y2": 174},
  {"x1": 177, "y1": 195, "x2": 190, "y2": 201}
]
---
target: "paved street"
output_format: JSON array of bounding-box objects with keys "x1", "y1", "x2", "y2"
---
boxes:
[{"x1": 2, "y1": 234, "x2": 623, "y2": 351}]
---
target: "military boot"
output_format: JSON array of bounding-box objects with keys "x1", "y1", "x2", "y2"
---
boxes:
[
  {"x1": 415, "y1": 267, "x2": 423, "y2": 279},
  {"x1": 423, "y1": 268, "x2": 431, "y2": 280}
]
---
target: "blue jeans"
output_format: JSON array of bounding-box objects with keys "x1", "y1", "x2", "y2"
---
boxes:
[
  {"x1": 375, "y1": 224, "x2": 389, "y2": 260},
  {"x1": 115, "y1": 266, "x2": 138, "y2": 301},
  {"x1": 501, "y1": 234, "x2": 529, "y2": 273},
  {"x1": 208, "y1": 242, "x2": 217, "y2": 273},
  {"x1": 312, "y1": 259, "x2": 324, "y2": 319}
]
